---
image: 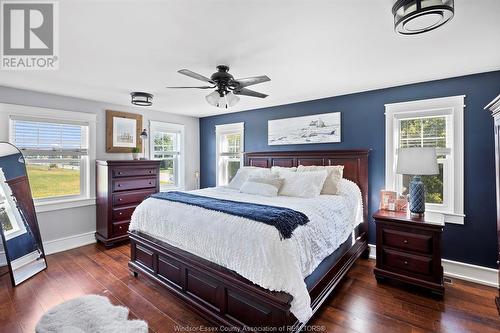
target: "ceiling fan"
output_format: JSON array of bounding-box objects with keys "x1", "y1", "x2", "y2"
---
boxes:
[{"x1": 167, "y1": 65, "x2": 270, "y2": 109}]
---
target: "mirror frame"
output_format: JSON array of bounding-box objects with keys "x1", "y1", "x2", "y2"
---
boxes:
[{"x1": 0, "y1": 141, "x2": 47, "y2": 286}]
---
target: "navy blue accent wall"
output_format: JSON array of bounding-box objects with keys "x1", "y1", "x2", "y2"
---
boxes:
[{"x1": 200, "y1": 70, "x2": 500, "y2": 268}]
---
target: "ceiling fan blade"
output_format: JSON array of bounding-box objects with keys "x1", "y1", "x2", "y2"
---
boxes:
[
  {"x1": 233, "y1": 88, "x2": 268, "y2": 98},
  {"x1": 166, "y1": 86, "x2": 215, "y2": 89},
  {"x1": 178, "y1": 69, "x2": 214, "y2": 84},
  {"x1": 232, "y1": 75, "x2": 270, "y2": 88}
]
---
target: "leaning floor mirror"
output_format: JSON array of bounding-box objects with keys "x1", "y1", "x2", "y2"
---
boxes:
[{"x1": 0, "y1": 142, "x2": 47, "y2": 286}]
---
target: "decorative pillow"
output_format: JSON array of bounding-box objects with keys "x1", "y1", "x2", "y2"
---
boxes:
[
  {"x1": 240, "y1": 175, "x2": 284, "y2": 197},
  {"x1": 227, "y1": 167, "x2": 271, "y2": 190},
  {"x1": 279, "y1": 170, "x2": 328, "y2": 198},
  {"x1": 297, "y1": 165, "x2": 344, "y2": 195},
  {"x1": 271, "y1": 166, "x2": 297, "y2": 174}
]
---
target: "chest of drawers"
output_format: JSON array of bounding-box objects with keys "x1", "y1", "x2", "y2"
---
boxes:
[
  {"x1": 96, "y1": 160, "x2": 160, "y2": 247},
  {"x1": 373, "y1": 209, "x2": 444, "y2": 296}
]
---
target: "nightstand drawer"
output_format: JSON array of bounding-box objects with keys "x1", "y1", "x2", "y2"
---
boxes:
[
  {"x1": 382, "y1": 228, "x2": 433, "y2": 254},
  {"x1": 382, "y1": 249, "x2": 433, "y2": 276}
]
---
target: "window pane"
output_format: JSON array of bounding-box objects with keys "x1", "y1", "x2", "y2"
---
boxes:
[
  {"x1": 402, "y1": 163, "x2": 444, "y2": 204},
  {"x1": 12, "y1": 120, "x2": 86, "y2": 151},
  {"x1": 399, "y1": 116, "x2": 447, "y2": 148},
  {"x1": 158, "y1": 158, "x2": 175, "y2": 186},
  {"x1": 153, "y1": 132, "x2": 176, "y2": 152},
  {"x1": 221, "y1": 133, "x2": 241, "y2": 153},
  {"x1": 227, "y1": 158, "x2": 241, "y2": 182},
  {"x1": 26, "y1": 161, "x2": 81, "y2": 199}
]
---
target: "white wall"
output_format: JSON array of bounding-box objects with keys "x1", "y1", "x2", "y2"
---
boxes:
[{"x1": 0, "y1": 85, "x2": 199, "y2": 253}]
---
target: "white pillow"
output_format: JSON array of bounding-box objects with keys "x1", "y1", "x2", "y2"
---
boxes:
[
  {"x1": 279, "y1": 170, "x2": 328, "y2": 198},
  {"x1": 240, "y1": 175, "x2": 284, "y2": 197},
  {"x1": 227, "y1": 167, "x2": 271, "y2": 190},
  {"x1": 271, "y1": 166, "x2": 297, "y2": 174},
  {"x1": 297, "y1": 165, "x2": 344, "y2": 195}
]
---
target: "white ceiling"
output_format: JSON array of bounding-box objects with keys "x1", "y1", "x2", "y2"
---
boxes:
[{"x1": 1, "y1": 0, "x2": 499, "y2": 117}]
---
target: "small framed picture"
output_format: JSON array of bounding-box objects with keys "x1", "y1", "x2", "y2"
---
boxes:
[
  {"x1": 395, "y1": 195, "x2": 409, "y2": 212},
  {"x1": 380, "y1": 190, "x2": 397, "y2": 211}
]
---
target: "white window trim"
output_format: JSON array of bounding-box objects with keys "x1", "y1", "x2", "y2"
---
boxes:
[
  {"x1": 149, "y1": 120, "x2": 185, "y2": 191},
  {"x1": 215, "y1": 122, "x2": 244, "y2": 187},
  {"x1": 385, "y1": 95, "x2": 465, "y2": 225},
  {"x1": 1, "y1": 103, "x2": 97, "y2": 212}
]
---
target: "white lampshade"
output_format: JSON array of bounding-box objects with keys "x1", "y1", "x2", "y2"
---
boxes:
[
  {"x1": 396, "y1": 147, "x2": 439, "y2": 175},
  {"x1": 205, "y1": 91, "x2": 240, "y2": 109}
]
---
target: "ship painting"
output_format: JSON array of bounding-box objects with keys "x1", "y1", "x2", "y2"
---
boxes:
[{"x1": 268, "y1": 112, "x2": 341, "y2": 145}]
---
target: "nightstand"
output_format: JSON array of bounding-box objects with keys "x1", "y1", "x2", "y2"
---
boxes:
[{"x1": 373, "y1": 209, "x2": 445, "y2": 296}]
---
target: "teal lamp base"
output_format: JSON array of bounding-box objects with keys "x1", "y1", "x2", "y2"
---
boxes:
[{"x1": 409, "y1": 175, "x2": 425, "y2": 216}]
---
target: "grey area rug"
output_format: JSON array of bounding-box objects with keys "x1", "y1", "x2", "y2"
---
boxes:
[{"x1": 36, "y1": 295, "x2": 148, "y2": 333}]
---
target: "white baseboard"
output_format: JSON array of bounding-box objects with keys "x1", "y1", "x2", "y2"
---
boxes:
[
  {"x1": 43, "y1": 231, "x2": 96, "y2": 255},
  {"x1": 0, "y1": 231, "x2": 96, "y2": 268},
  {"x1": 368, "y1": 244, "x2": 498, "y2": 288}
]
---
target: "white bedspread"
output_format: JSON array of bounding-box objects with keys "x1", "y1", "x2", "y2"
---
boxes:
[{"x1": 129, "y1": 179, "x2": 363, "y2": 322}]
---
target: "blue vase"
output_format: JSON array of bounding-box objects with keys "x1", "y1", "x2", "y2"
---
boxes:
[{"x1": 409, "y1": 175, "x2": 425, "y2": 215}]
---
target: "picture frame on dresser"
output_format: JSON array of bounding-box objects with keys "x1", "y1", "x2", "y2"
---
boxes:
[{"x1": 96, "y1": 160, "x2": 160, "y2": 247}]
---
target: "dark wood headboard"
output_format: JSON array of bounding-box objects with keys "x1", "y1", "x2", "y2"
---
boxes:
[{"x1": 244, "y1": 150, "x2": 370, "y2": 237}]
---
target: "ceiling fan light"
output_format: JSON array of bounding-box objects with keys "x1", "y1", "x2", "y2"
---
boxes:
[
  {"x1": 392, "y1": 0, "x2": 454, "y2": 35},
  {"x1": 131, "y1": 92, "x2": 153, "y2": 106},
  {"x1": 205, "y1": 91, "x2": 240, "y2": 109}
]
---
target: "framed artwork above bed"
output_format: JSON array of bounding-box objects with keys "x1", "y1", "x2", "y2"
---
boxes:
[
  {"x1": 106, "y1": 110, "x2": 143, "y2": 153},
  {"x1": 268, "y1": 112, "x2": 341, "y2": 145}
]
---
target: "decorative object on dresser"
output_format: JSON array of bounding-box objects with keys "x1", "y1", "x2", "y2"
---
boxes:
[
  {"x1": 268, "y1": 112, "x2": 341, "y2": 145},
  {"x1": 484, "y1": 93, "x2": 500, "y2": 315},
  {"x1": 106, "y1": 110, "x2": 143, "y2": 153},
  {"x1": 396, "y1": 147, "x2": 439, "y2": 216},
  {"x1": 96, "y1": 160, "x2": 160, "y2": 247},
  {"x1": 373, "y1": 209, "x2": 444, "y2": 296}
]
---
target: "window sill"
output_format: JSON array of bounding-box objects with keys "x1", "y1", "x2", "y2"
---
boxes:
[
  {"x1": 425, "y1": 210, "x2": 465, "y2": 225},
  {"x1": 35, "y1": 197, "x2": 96, "y2": 213}
]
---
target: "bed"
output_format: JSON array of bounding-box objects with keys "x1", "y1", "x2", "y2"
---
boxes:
[{"x1": 128, "y1": 150, "x2": 369, "y2": 331}]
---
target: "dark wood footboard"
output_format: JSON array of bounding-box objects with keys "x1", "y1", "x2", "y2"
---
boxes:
[{"x1": 128, "y1": 149, "x2": 370, "y2": 331}]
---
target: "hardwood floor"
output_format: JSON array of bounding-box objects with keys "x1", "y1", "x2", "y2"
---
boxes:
[{"x1": 1, "y1": 243, "x2": 499, "y2": 333}]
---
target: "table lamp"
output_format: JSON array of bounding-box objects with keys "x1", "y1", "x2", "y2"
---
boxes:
[{"x1": 396, "y1": 147, "x2": 439, "y2": 216}]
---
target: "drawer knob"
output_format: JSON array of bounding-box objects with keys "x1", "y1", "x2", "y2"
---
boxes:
[
  {"x1": 149, "y1": 182, "x2": 152, "y2": 185},
  {"x1": 118, "y1": 198, "x2": 123, "y2": 201},
  {"x1": 404, "y1": 260, "x2": 408, "y2": 265},
  {"x1": 403, "y1": 239, "x2": 408, "y2": 244},
  {"x1": 149, "y1": 170, "x2": 152, "y2": 173},
  {"x1": 119, "y1": 212, "x2": 123, "y2": 215},
  {"x1": 118, "y1": 184, "x2": 122, "y2": 187},
  {"x1": 119, "y1": 226, "x2": 123, "y2": 230},
  {"x1": 118, "y1": 172, "x2": 123, "y2": 175}
]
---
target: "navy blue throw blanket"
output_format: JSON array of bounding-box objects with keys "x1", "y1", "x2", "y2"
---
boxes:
[{"x1": 150, "y1": 191, "x2": 309, "y2": 239}]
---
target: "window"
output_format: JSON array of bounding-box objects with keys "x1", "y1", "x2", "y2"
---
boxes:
[
  {"x1": 385, "y1": 95, "x2": 465, "y2": 224},
  {"x1": 150, "y1": 121, "x2": 185, "y2": 190},
  {"x1": 216, "y1": 122, "x2": 244, "y2": 186},
  {"x1": 10, "y1": 117, "x2": 89, "y2": 202}
]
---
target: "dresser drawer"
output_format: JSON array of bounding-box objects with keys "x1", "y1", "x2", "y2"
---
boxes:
[
  {"x1": 382, "y1": 227, "x2": 433, "y2": 254},
  {"x1": 112, "y1": 221, "x2": 129, "y2": 236},
  {"x1": 112, "y1": 206, "x2": 137, "y2": 221},
  {"x1": 382, "y1": 249, "x2": 433, "y2": 276},
  {"x1": 113, "y1": 190, "x2": 155, "y2": 206},
  {"x1": 113, "y1": 177, "x2": 156, "y2": 192},
  {"x1": 112, "y1": 168, "x2": 157, "y2": 178}
]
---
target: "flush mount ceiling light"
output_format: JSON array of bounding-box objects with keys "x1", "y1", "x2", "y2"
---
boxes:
[
  {"x1": 392, "y1": 0, "x2": 454, "y2": 35},
  {"x1": 131, "y1": 92, "x2": 153, "y2": 106}
]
